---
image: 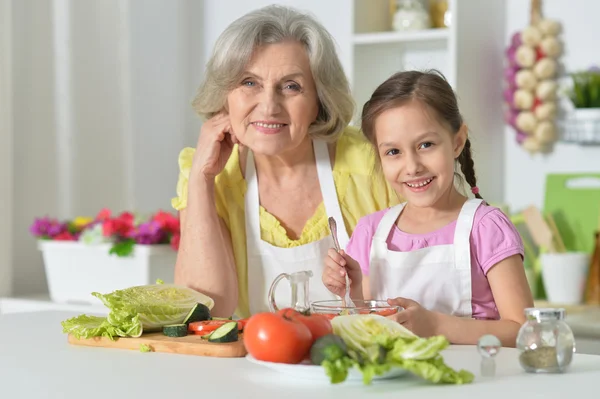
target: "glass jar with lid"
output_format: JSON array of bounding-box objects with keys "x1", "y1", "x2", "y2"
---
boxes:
[
  {"x1": 516, "y1": 308, "x2": 575, "y2": 373},
  {"x1": 392, "y1": 0, "x2": 431, "y2": 32}
]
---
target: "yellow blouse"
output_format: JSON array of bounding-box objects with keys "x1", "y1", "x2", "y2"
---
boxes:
[{"x1": 172, "y1": 126, "x2": 400, "y2": 318}]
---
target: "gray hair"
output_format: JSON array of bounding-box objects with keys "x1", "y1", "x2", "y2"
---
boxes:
[{"x1": 192, "y1": 5, "x2": 354, "y2": 141}]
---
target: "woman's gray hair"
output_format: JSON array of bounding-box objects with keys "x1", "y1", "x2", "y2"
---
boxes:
[{"x1": 192, "y1": 5, "x2": 354, "y2": 141}]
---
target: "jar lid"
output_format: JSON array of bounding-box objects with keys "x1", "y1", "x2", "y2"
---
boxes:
[{"x1": 524, "y1": 307, "x2": 565, "y2": 321}]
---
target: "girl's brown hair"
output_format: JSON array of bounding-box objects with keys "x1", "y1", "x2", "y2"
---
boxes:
[{"x1": 360, "y1": 69, "x2": 483, "y2": 200}]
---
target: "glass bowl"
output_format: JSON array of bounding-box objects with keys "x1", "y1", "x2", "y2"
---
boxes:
[{"x1": 310, "y1": 299, "x2": 401, "y2": 319}]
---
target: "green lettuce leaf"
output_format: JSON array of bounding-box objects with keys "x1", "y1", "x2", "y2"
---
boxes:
[
  {"x1": 391, "y1": 355, "x2": 474, "y2": 384},
  {"x1": 139, "y1": 344, "x2": 153, "y2": 352},
  {"x1": 389, "y1": 334, "x2": 449, "y2": 360},
  {"x1": 61, "y1": 283, "x2": 214, "y2": 339},
  {"x1": 329, "y1": 314, "x2": 474, "y2": 385},
  {"x1": 322, "y1": 357, "x2": 354, "y2": 384},
  {"x1": 61, "y1": 314, "x2": 137, "y2": 341}
]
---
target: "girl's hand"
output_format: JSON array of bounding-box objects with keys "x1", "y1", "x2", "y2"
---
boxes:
[
  {"x1": 386, "y1": 297, "x2": 440, "y2": 338},
  {"x1": 322, "y1": 249, "x2": 362, "y2": 298},
  {"x1": 191, "y1": 112, "x2": 240, "y2": 181}
]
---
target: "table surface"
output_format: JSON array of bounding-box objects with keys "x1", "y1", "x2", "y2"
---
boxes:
[{"x1": 1, "y1": 311, "x2": 600, "y2": 399}]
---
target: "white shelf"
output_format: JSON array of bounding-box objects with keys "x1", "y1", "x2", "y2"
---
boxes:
[{"x1": 353, "y1": 28, "x2": 449, "y2": 45}]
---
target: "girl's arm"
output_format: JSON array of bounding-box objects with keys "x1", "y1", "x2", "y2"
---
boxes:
[
  {"x1": 360, "y1": 276, "x2": 370, "y2": 301},
  {"x1": 433, "y1": 254, "x2": 533, "y2": 347},
  {"x1": 174, "y1": 179, "x2": 238, "y2": 318}
]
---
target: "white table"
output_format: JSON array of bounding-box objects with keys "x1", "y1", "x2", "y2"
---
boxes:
[{"x1": 1, "y1": 311, "x2": 600, "y2": 399}]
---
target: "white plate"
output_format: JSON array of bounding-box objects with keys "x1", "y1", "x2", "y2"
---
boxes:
[{"x1": 246, "y1": 354, "x2": 408, "y2": 382}]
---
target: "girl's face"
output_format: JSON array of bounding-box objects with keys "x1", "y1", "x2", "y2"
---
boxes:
[{"x1": 375, "y1": 100, "x2": 466, "y2": 209}]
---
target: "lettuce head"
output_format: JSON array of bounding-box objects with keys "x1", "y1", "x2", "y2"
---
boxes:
[{"x1": 62, "y1": 283, "x2": 214, "y2": 340}]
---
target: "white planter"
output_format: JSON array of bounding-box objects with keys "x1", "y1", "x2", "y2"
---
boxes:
[
  {"x1": 562, "y1": 108, "x2": 600, "y2": 144},
  {"x1": 38, "y1": 240, "x2": 177, "y2": 305}
]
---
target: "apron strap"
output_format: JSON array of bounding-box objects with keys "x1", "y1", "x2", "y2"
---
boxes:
[
  {"x1": 245, "y1": 141, "x2": 349, "y2": 249},
  {"x1": 453, "y1": 198, "x2": 483, "y2": 270},
  {"x1": 313, "y1": 140, "x2": 350, "y2": 249},
  {"x1": 373, "y1": 203, "x2": 406, "y2": 242},
  {"x1": 244, "y1": 150, "x2": 261, "y2": 252}
]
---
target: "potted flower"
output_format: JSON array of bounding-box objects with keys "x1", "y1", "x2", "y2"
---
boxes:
[
  {"x1": 564, "y1": 67, "x2": 600, "y2": 143},
  {"x1": 30, "y1": 209, "x2": 180, "y2": 305}
]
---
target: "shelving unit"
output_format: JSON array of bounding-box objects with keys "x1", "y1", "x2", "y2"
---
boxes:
[
  {"x1": 345, "y1": 0, "x2": 507, "y2": 203},
  {"x1": 353, "y1": 28, "x2": 449, "y2": 45}
]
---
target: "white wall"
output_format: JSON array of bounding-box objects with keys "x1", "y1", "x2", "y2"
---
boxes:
[
  {"x1": 504, "y1": 0, "x2": 600, "y2": 212},
  {"x1": 0, "y1": 0, "x2": 14, "y2": 296},
  {"x1": 12, "y1": 0, "x2": 58, "y2": 295},
  {"x1": 9, "y1": 0, "x2": 203, "y2": 296},
  {"x1": 7, "y1": 0, "x2": 595, "y2": 297}
]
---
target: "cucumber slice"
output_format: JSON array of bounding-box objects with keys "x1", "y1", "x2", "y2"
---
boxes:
[
  {"x1": 207, "y1": 321, "x2": 238, "y2": 343},
  {"x1": 163, "y1": 324, "x2": 188, "y2": 337},
  {"x1": 183, "y1": 303, "x2": 211, "y2": 324}
]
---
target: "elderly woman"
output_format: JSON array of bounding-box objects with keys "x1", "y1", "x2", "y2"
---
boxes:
[{"x1": 172, "y1": 5, "x2": 399, "y2": 318}]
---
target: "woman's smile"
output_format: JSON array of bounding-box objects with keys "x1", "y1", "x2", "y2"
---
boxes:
[{"x1": 251, "y1": 120, "x2": 288, "y2": 135}]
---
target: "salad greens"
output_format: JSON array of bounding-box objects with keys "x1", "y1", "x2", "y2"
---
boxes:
[
  {"x1": 318, "y1": 314, "x2": 474, "y2": 385},
  {"x1": 62, "y1": 282, "x2": 214, "y2": 340}
]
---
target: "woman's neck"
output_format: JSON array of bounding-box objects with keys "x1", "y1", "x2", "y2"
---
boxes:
[{"x1": 253, "y1": 137, "x2": 316, "y2": 184}]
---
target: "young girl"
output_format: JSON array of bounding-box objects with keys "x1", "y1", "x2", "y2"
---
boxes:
[{"x1": 322, "y1": 70, "x2": 533, "y2": 347}]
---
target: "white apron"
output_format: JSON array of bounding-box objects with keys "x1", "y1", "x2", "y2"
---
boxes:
[
  {"x1": 245, "y1": 140, "x2": 349, "y2": 314},
  {"x1": 369, "y1": 199, "x2": 483, "y2": 317}
]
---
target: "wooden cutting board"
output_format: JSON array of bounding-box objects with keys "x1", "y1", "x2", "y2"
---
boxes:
[{"x1": 68, "y1": 332, "x2": 247, "y2": 358}]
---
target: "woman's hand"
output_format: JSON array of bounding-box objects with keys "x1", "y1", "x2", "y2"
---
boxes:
[
  {"x1": 322, "y1": 249, "x2": 363, "y2": 298},
  {"x1": 192, "y1": 112, "x2": 240, "y2": 181},
  {"x1": 386, "y1": 297, "x2": 440, "y2": 338}
]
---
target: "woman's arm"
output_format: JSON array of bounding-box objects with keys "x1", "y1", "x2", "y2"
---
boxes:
[
  {"x1": 433, "y1": 254, "x2": 534, "y2": 347},
  {"x1": 174, "y1": 178, "x2": 238, "y2": 318}
]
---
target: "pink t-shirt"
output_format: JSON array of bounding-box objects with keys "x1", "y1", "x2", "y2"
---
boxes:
[{"x1": 345, "y1": 203, "x2": 524, "y2": 320}]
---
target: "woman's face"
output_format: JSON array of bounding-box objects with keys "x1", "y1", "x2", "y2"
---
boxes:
[{"x1": 226, "y1": 41, "x2": 319, "y2": 156}]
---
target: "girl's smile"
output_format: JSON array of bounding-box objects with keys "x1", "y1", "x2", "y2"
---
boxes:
[{"x1": 404, "y1": 176, "x2": 436, "y2": 192}]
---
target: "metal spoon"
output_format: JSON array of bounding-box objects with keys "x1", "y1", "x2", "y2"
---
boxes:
[{"x1": 328, "y1": 217, "x2": 355, "y2": 310}]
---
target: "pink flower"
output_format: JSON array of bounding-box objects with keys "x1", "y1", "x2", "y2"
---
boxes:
[
  {"x1": 152, "y1": 210, "x2": 180, "y2": 234},
  {"x1": 95, "y1": 208, "x2": 112, "y2": 221}
]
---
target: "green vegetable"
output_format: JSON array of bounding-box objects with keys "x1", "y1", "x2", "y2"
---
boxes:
[
  {"x1": 310, "y1": 334, "x2": 348, "y2": 365},
  {"x1": 163, "y1": 324, "x2": 188, "y2": 337},
  {"x1": 183, "y1": 303, "x2": 211, "y2": 324},
  {"x1": 61, "y1": 283, "x2": 214, "y2": 340},
  {"x1": 323, "y1": 314, "x2": 474, "y2": 385},
  {"x1": 569, "y1": 70, "x2": 600, "y2": 108},
  {"x1": 139, "y1": 344, "x2": 152, "y2": 352},
  {"x1": 310, "y1": 334, "x2": 352, "y2": 384},
  {"x1": 208, "y1": 321, "x2": 238, "y2": 343}
]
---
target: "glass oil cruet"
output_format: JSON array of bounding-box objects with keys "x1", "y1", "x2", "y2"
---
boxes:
[{"x1": 268, "y1": 270, "x2": 313, "y2": 313}]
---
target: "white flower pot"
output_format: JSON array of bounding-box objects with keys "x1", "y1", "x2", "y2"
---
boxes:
[
  {"x1": 38, "y1": 240, "x2": 177, "y2": 305},
  {"x1": 563, "y1": 108, "x2": 600, "y2": 144}
]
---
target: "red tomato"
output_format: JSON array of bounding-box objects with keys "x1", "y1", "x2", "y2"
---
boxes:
[
  {"x1": 276, "y1": 308, "x2": 333, "y2": 341},
  {"x1": 375, "y1": 308, "x2": 398, "y2": 317},
  {"x1": 188, "y1": 320, "x2": 243, "y2": 333},
  {"x1": 243, "y1": 312, "x2": 312, "y2": 364},
  {"x1": 238, "y1": 318, "x2": 250, "y2": 330}
]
